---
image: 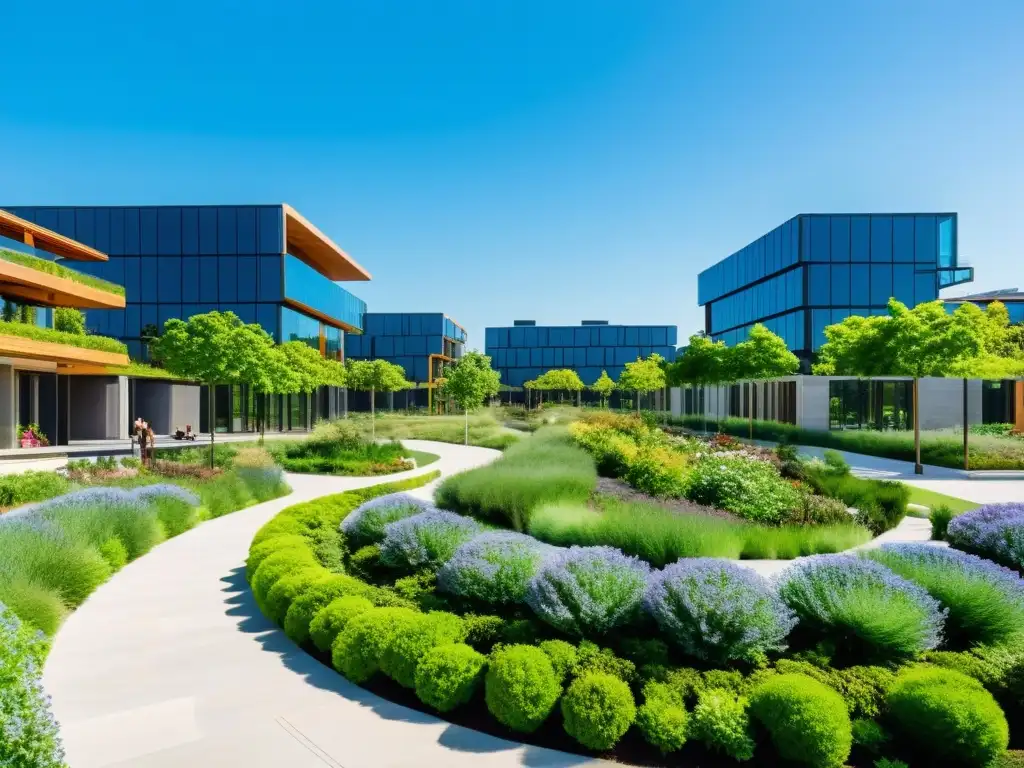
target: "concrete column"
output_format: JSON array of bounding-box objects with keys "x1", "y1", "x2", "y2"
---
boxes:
[
  {"x1": 0, "y1": 365, "x2": 15, "y2": 449},
  {"x1": 117, "y1": 377, "x2": 129, "y2": 439}
]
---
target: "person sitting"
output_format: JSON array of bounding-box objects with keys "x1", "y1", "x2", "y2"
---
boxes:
[{"x1": 184, "y1": 424, "x2": 196, "y2": 441}]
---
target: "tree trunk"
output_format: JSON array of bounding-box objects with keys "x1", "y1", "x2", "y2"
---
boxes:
[
  {"x1": 208, "y1": 384, "x2": 216, "y2": 469},
  {"x1": 963, "y1": 376, "x2": 969, "y2": 471},
  {"x1": 464, "y1": 407, "x2": 469, "y2": 446},
  {"x1": 370, "y1": 387, "x2": 376, "y2": 441},
  {"x1": 913, "y1": 376, "x2": 922, "y2": 475},
  {"x1": 260, "y1": 391, "x2": 266, "y2": 446}
]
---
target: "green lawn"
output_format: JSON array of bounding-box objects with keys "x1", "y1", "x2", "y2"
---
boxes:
[
  {"x1": 904, "y1": 485, "x2": 979, "y2": 515},
  {"x1": 408, "y1": 450, "x2": 440, "y2": 468}
]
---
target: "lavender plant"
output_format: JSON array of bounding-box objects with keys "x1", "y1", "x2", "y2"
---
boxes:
[
  {"x1": 947, "y1": 503, "x2": 1024, "y2": 570},
  {"x1": 526, "y1": 546, "x2": 650, "y2": 636},
  {"x1": 437, "y1": 532, "x2": 558, "y2": 604},
  {"x1": 777, "y1": 555, "x2": 946, "y2": 662},
  {"x1": 0, "y1": 602, "x2": 66, "y2": 767},
  {"x1": 379, "y1": 511, "x2": 482, "y2": 570},
  {"x1": 864, "y1": 543, "x2": 1024, "y2": 647},
  {"x1": 341, "y1": 492, "x2": 438, "y2": 546},
  {"x1": 644, "y1": 559, "x2": 796, "y2": 664}
]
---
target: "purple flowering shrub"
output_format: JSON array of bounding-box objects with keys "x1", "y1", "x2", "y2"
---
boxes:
[
  {"x1": 379, "y1": 511, "x2": 483, "y2": 570},
  {"x1": 947, "y1": 503, "x2": 1024, "y2": 571},
  {"x1": 778, "y1": 555, "x2": 946, "y2": 663},
  {"x1": 644, "y1": 559, "x2": 797, "y2": 664},
  {"x1": 130, "y1": 484, "x2": 201, "y2": 507},
  {"x1": 865, "y1": 543, "x2": 1024, "y2": 648},
  {"x1": 341, "y1": 493, "x2": 438, "y2": 546},
  {"x1": 526, "y1": 546, "x2": 650, "y2": 636},
  {"x1": 437, "y1": 532, "x2": 558, "y2": 604},
  {"x1": 0, "y1": 602, "x2": 65, "y2": 767}
]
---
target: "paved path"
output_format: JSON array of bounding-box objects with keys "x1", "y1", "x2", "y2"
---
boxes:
[{"x1": 45, "y1": 440, "x2": 604, "y2": 768}]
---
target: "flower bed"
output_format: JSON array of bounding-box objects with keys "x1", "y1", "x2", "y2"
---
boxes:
[{"x1": 247, "y1": 476, "x2": 1024, "y2": 767}]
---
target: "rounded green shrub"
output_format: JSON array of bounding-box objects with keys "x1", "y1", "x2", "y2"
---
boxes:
[
  {"x1": 379, "y1": 611, "x2": 466, "y2": 688},
  {"x1": 246, "y1": 534, "x2": 309, "y2": 579},
  {"x1": 310, "y1": 595, "x2": 374, "y2": 653},
  {"x1": 561, "y1": 672, "x2": 635, "y2": 751},
  {"x1": 690, "y1": 687, "x2": 755, "y2": 762},
  {"x1": 748, "y1": 673, "x2": 852, "y2": 768},
  {"x1": 850, "y1": 717, "x2": 889, "y2": 755},
  {"x1": 250, "y1": 549, "x2": 318, "y2": 610},
  {"x1": 887, "y1": 666, "x2": 1009, "y2": 767},
  {"x1": 485, "y1": 644, "x2": 561, "y2": 733},
  {"x1": 0, "y1": 581, "x2": 66, "y2": 635},
  {"x1": 636, "y1": 681, "x2": 688, "y2": 754},
  {"x1": 150, "y1": 495, "x2": 200, "y2": 537},
  {"x1": 349, "y1": 544, "x2": 385, "y2": 581},
  {"x1": 415, "y1": 642, "x2": 487, "y2": 712},
  {"x1": 539, "y1": 639, "x2": 578, "y2": 682},
  {"x1": 98, "y1": 537, "x2": 128, "y2": 571},
  {"x1": 331, "y1": 606, "x2": 419, "y2": 683},
  {"x1": 283, "y1": 574, "x2": 373, "y2": 646},
  {"x1": 263, "y1": 568, "x2": 324, "y2": 624},
  {"x1": 462, "y1": 614, "x2": 506, "y2": 651}
]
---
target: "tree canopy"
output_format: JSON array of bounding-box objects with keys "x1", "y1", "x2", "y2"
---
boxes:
[
  {"x1": 730, "y1": 323, "x2": 800, "y2": 380},
  {"x1": 670, "y1": 334, "x2": 731, "y2": 385},
  {"x1": 532, "y1": 368, "x2": 585, "y2": 393},
  {"x1": 153, "y1": 311, "x2": 247, "y2": 384},
  {"x1": 618, "y1": 354, "x2": 667, "y2": 396},
  {"x1": 345, "y1": 359, "x2": 410, "y2": 395},
  {"x1": 589, "y1": 370, "x2": 616, "y2": 400},
  {"x1": 439, "y1": 351, "x2": 501, "y2": 411}
]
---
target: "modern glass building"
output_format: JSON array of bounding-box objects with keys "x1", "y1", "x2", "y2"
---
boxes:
[
  {"x1": 1, "y1": 204, "x2": 370, "y2": 432},
  {"x1": 697, "y1": 214, "x2": 974, "y2": 363},
  {"x1": 0, "y1": 204, "x2": 368, "y2": 360},
  {"x1": 345, "y1": 313, "x2": 466, "y2": 409},
  {"x1": 944, "y1": 288, "x2": 1024, "y2": 324},
  {"x1": 484, "y1": 320, "x2": 677, "y2": 390}
]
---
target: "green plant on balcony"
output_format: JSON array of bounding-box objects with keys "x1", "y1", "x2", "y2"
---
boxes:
[
  {"x1": 0, "y1": 248, "x2": 126, "y2": 297},
  {"x1": 0, "y1": 319, "x2": 127, "y2": 354}
]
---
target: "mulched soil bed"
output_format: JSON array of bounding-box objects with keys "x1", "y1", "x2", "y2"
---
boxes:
[{"x1": 594, "y1": 476, "x2": 746, "y2": 523}]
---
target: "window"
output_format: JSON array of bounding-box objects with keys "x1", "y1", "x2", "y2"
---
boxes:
[
  {"x1": 893, "y1": 216, "x2": 914, "y2": 262},
  {"x1": 851, "y1": 216, "x2": 870, "y2": 261},
  {"x1": 157, "y1": 208, "x2": 182, "y2": 255},
  {"x1": 258, "y1": 256, "x2": 282, "y2": 302},
  {"x1": 915, "y1": 272, "x2": 936, "y2": 305},
  {"x1": 236, "y1": 207, "x2": 257, "y2": 253},
  {"x1": 800, "y1": 217, "x2": 812, "y2": 261},
  {"x1": 809, "y1": 216, "x2": 830, "y2": 262},
  {"x1": 257, "y1": 304, "x2": 279, "y2": 340},
  {"x1": 199, "y1": 260, "x2": 219, "y2": 303},
  {"x1": 870, "y1": 216, "x2": 892, "y2": 262},
  {"x1": 939, "y1": 216, "x2": 954, "y2": 268},
  {"x1": 870, "y1": 264, "x2": 893, "y2": 305},
  {"x1": 140, "y1": 209, "x2": 158, "y2": 254},
  {"x1": 140, "y1": 257, "x2": 158, "y2": 297},
  {"x1": 258, "y1": 207, "x2": 282, "y2": 254},
  {"x1": 851, "y1": 264, "x2": 870, "y2": 305},
  {"x1": 830, "y1": 216, "x2": 850, "y2": 262},
  {"x1": 124, "y1": 208, "x2": 141, "y2": 256},
  {"x1": 217, "y1": 208, "x2": 237, "y2": 255},
  {"x1": 812, "y1": 309, "x2": 831, "y2": 351},
  {"x1": 157, "y1": 257, "x2": 182, "y2": 302},
  {"x1": 830, "y1": 264, "x2": 851, "y2": 305},
  {"x1": 181, "y1": 208, "x2": 199, "y2": 255},
  {"x1": 219, "y1": 256, "x2": 238, "y2": 302},
  {"x1": 809, "y1": 264, "x2": 830, "y2": 305},
  {"x1": 237, "y1": 256, "x2": 257, "y2": 301},
  {"x1": 199, "y1": 208, "x2": 218, "y2": 254},
  {"x1": 915, "y1": 215, "x2": 936, "y2": 263},
  {"x1": 893, "y1": 264, "x2": 914, "y2": 306}
]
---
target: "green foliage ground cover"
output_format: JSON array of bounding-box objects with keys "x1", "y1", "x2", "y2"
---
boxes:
[
  {"x1": 354, "y1": 410, "x2": 519, "y2": 450},
  {"x1": 0, "y1": 318, "x2": 128, "y2": 354},
  {"x1": 0, "y1": 246, "x2": 127, "y2": 296}
]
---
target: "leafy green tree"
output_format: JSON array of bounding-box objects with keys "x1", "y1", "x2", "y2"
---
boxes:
[
  {"x1": 153, "y1": 311, "x2": 258, "y2": 466},
  {"x1": 438, "y1": 351, "x2": 501, "y2": 444},
  {"x1": 731, "y1": 324, "x2": 799, "y2": 380},
  {"x1": 617, "y1": 353, "x2": 667, "y2": 413},
  {"x1": 534, "y1": 369, "x2": 585, "y2": 405},
  {"x1": 670, "y1": 334, "x2": 730, "y2": 431},
  {"x1": 590, "y1": 370, "x2": 616, "y2": 408},
  {"x1": 346, "y1": 359, "x2": 411, "y2": 439},
  {"x1": 54, "y1": 307, "x2": 86, "y2": 335},
  {"x1": 253, "y1": 346, "x2": 299, "y2": 441}
]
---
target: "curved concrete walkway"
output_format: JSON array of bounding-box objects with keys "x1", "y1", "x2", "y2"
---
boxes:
[{"x1": 44, "y1": 440, "x2": 603, "y2": 768}]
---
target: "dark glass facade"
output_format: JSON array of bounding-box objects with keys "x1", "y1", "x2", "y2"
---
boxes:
[
  {"x1": 698, "y1": 214, "x2": 973, "y2": 360},
  {"x1": 345, "y1": 313, "x2": 466, "y2": 383},
  {"x1": 484, "y1": 321, "x2": 678, "y2": 388},
  {"x1": 0, "y1": 205, "x2": 365, "y2": 360}
]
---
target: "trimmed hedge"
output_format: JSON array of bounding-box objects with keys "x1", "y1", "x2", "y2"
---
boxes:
[
  {"x1": 485, "y1": 644, "x2": 562, "y2": 733},
  {"x1": 415, "y1": 643, "x2": 487, "y2": 713},
  {"x1": 561, "y1": 671, "x2": 636, "y2": 750}
]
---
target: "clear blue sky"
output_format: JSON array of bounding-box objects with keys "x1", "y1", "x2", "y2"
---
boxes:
[{"x1": 2, "y1": 1, "x2": 1022, "y2": 348}]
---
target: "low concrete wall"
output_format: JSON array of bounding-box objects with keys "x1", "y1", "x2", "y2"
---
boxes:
[
  {"x1": 918, "y1": 377, "x2": 982, "y2": 430},
  {"x1": 134, "y1": 380, "x2": 201, "y2": 435}
]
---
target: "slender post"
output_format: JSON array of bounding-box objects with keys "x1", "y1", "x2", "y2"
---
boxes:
[
  {"x1": 749, "y1": 381, "x2": 754, "y2": 439},
  {"x1": 963, "y1": 376, "x2": 969, "y2": 471},
  {"x1": 913, "y1": 377, "x2": 922, "y2": 475},
  {"x1": 208, "y1": 384, "x2": 216, "y2": 469}
]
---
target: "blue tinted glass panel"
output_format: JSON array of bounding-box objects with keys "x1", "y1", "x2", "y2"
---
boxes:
[
  {"x1": 915, "y1": 216, "x2": 936, "y2": 264},
  {"x1": 140, "y1": 209, "x2": 158, "y2": 254},
  {"x1": 219, "y1": 256, "x2": 238, "y2": 302},
  {"x1": 157, "y1": 257, "x2": 182, "y2": 302},
  {"x1": 851, "y1": 264, "x2": 870, "y2": 305},
  {"x1": 830, "y1": 216, "x2": 850, "y2": 262},
  {"x1": 181, "y1": 208, "x2": 199, "y2": 255},
  {"x1": 217, "y1": 208, "x2": 237, "y2": 255},
  {"x1": 870, "y1": 216, "x2": 892, "y2": 262},
  {"x1": 893, "y1": 216, "x2": 914, "y2": 262},
  {"x1": 75, "y1": 209, "x2": 95, "y2": 248},
  {"x1": 799, "y1": 216, "x2": 811, "y2": 261},
  {"x1": 198, "y1": 208, "x2": 218, "y2": 253},
  {"x1": 56, "y1": 209, "x2": 75, "y2": 237},
  {"x1": 109, "y1": 209, "x2": 125, "y2": 255},
  {"x1": 140, "y1": 257, "x2": 158, "y2": 296},
  {"x1": 258, "y1": 207, "x2": 282, "y2": 254},
  {"x1": 258, "y1": 256, "x2": 282, "y2": 302},
  {"x1": 124, "y1": 209, "x2": 141, "y2": 256},
  {"x1": 257, "y1": 304, "x2": 279, "y2": 340},
  {"x1": 809, "y1": 216, "x2": 830, "y2": 262},
  {"x1": 939, "y1": 216, "x2": 954, "y2": 268},
  {"x1": 237, "y1": 256, "x2": 257, "y2": 301},
  {"x1": 140, "y1": 304, "x2": 158, "y2": 333},
  {"x1": 124, "y1": 305, "x2": 141, "y2": 338},
  {"x1": 851, "y1": 216, "x2": 869, "y2": 261},
  {"x1": 915, "y1": 272, "x2": 936, "y2": 304},
  {"x1": 870, "y1": 264, "x2": 892, "y2": 305},
  {"x1": 182, "y1": 257, "x2": 200, "y2": 302},
  {"x1": 199, "y1": 259, "x2": 219, "y2": 302},
  {"x1": 809, "y1": 264, "x2": 830, "y2": 305},
  {"x1": 157, "y1": 208, "x2": 182, "y2": 255},
  {"x1": 236, "y1": 207, "x2": 257, "y2": 253},
  {"x1": 812, "y1": 310, "x2": 831, "y2": 351},
  {"x1": 93, "y1": 209, "x2": 110, "y2": 253},
  {"x1": 831, "y1": 265, "x2": 850, "y2": 305},
  {"x1": 893, "y1": 264, "x2": 914, "y2": 306},
  {"x1": 283, "y1": 254, "x2": 365, "y2": 331},
  {"x1": 158, "y1": 304, "x2": 181, "y2": 327}
]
